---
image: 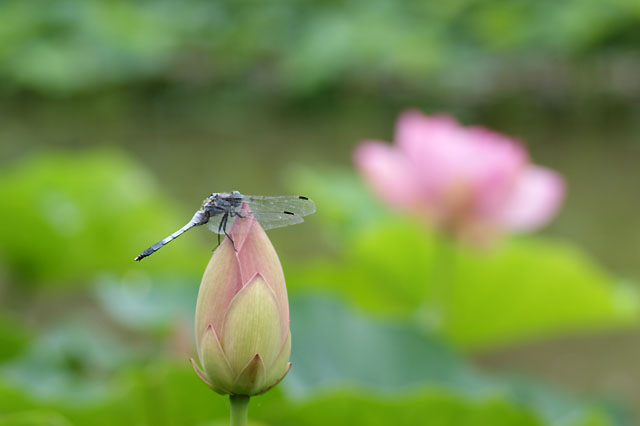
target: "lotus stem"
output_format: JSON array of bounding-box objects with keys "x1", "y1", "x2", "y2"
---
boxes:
[{"x1": 230, "y1": 395, "x2": 250, "y2": 426}]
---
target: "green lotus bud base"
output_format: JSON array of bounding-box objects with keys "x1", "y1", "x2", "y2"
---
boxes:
[{"x1": 230, "y1": 395, "x2": 250, "y2": 426}]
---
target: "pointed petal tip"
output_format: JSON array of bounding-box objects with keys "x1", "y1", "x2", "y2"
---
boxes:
[
  {"x1": 190, "y1": 358, "x2": 213, "y2": 387},
  {"x1": 191, "y1": 358, "x2": 230, "y2": 395},
  {"x1": 231, "y1": 353, "x2": 267, "y2": 396},
  {"x1": 257, "y1": 362, "x2": 292, "y2": 396},
  {"x1": 227, "y1": 205, "x2": 260, "y2": 250}
]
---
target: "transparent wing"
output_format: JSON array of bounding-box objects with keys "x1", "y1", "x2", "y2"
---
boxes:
[
  {"x1": 241, "y1": 195, "x2": 316, "y2": 217},
  {"x1": 206, "y1": 212, "x2": 228, "y2": 235},
  {"x1": 205, "y1": 210, "x2": 306, "y2": 234},
  {"x1": 251, "y1": 210, "x2": 305, "y2": 230},
  {"x1": 205, "y1": 195, "x2": 314, "y2": 235}
]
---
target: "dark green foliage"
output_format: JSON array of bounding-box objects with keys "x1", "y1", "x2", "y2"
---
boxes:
[
  {"x1": 0, "y1": 150, "x2": 209, "y2": 287},
  {"x1": 0, "y1": 296, "x2": 620, "y2": 425},
  {"x1": 0, "y1": 0, "x2": 637, "y2": 95}
]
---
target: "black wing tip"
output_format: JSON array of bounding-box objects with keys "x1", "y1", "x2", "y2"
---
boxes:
[
  {"x1": 298, "y1": 196, "x2": 309, "y2": 200},
  {"x1": 284, "y1": 211, "x2": 295, "y2": 215}
]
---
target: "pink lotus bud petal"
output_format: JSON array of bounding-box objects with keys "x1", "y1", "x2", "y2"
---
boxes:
[
  {"x1": 499, "y1": 165, "x2": 566, "y2": 232},
  {"x1": 233, "y1": 221, "x2": 289, "y2": 341},
  {"x1": 191, "y1": 358, "x2": 225, "y2": 394},
  {"x1": 265, "y1": 331, "x2": 291, "y2": 385},
  {"x1": 194, "y1": 244, "x2": 243, "y2": 348},
  {"x1": 261, "y1": 361, "x2": 292, "y2": 394},
  {"x1": 193, "y1": 214, "x2": 291, "y2": 396},
  {"x1": 199, "y1": 325, "x2": 235, "y2": 393}
]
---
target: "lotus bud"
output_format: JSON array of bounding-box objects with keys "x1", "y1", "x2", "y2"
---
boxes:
[{"x1": 191, "y1": 212, "x2": 291, "y2": 396}]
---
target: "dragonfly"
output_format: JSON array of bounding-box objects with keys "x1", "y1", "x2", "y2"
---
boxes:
[{"x1": 134, "y1": 191, "x2": 316, "y2": 261}]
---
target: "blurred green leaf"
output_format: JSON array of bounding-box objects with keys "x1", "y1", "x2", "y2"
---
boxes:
[
  {"x1": 0, "y1": 314, "x2": 31, "y2": 362},
  {"x1": 0, "y1": 411, "x2": 74, "y2": 426},
  {"x1": 91, "y1": 282, "x2": 624, "y2": 425},
  {"x1": 0, "y1": 368, "x2": 548, "y2": 426},
  {"x1": 0, "y1": 149, "x2": 211, "y2": 288},
  {"x1": 288, "y1": 168, "x2": 639, "y2": 350},
  {"x1": 0, "y1": 0, "x2": 636, "y2": 96},
  {"x1": 0, "y1": 319, "x2": 139, "y2": 404},
  {"x1": 444, "y1": 238, "x2": 638, "y2": 348},
  {"x1": 93, "y1": 275, "x2": 198, "y2": 334},
  {"x1": 286, "y1": 295, "x2": 620, "y2": 426},
  {"x1": 203, "y1": 422, "x2": 267, "y2": 426},
  {"x1": 287, "y1": 295, "x2": 483, "y2": 395}
]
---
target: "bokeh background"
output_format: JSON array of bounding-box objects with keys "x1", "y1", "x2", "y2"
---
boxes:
[{"x1": 1, "y1": 1, "x2": 640, "y2": 425}]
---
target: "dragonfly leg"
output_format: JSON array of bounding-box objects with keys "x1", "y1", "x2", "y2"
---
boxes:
[
  {"x1": 217, "y1": 213, "x2": 237, "y2": 251},
  {"x1": 224, "y1": 226, "x2": 237, "y2": 252},
  {"x1": 217, "y1": 213, "x2": 227, "y2": 246},
  {"x1": 223, "y1": 213, "x2": 238, "y2": 251}
]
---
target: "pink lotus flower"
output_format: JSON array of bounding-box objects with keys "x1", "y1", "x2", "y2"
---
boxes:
[
  {"x1": 354, "y1": 110, "x2": 565, "y2": 243},
  {"x1": 191, "y1": 212, "x2": 291, "y2": 396}
]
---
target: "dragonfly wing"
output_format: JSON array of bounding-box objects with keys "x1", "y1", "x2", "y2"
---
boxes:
[
  {"x1": 206, "y1": 210, "x2": 303, "y2": 233},
  {"x1": 241, "y1": 195, "x2": 316, "y2": 217},
  {"x1": 206, "y1": 213, "x2": 235, "y2": 235},
  {"x1": 205, "y1": 195, "x2": 314, "y2": 235},
  {"x1": 251, "y1": 210, "x2": 305, "y2": 230}
]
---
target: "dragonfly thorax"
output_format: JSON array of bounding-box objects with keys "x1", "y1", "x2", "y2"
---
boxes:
[{"x1": 202, "y1": 191, "x2": 244, "y2": 216}]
